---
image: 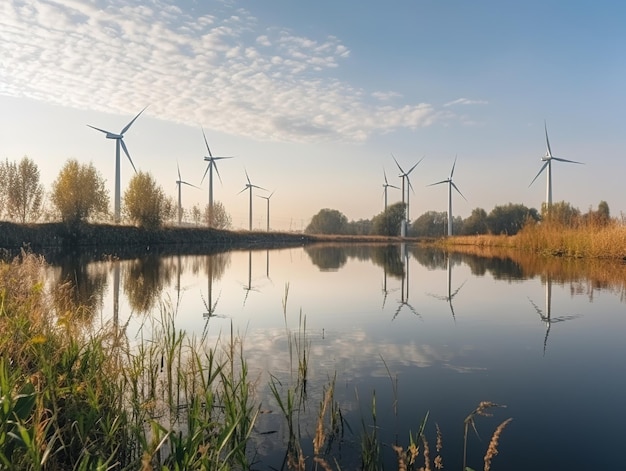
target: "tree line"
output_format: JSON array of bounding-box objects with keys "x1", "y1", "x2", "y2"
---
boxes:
[
  {"x1": 305, "y1": 200, "x2": 612, "y2": 237},
  {"x1": 0, "y1": 156, "x2": 231, "y2": 229}
]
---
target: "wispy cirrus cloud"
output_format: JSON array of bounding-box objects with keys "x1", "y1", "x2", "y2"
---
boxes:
[
  {"x1": 0, "y1": 0, "x2": 446, "y2": 142},
  {"x1": 444, "y1": 97, "x2": 489, "y2": 107}
]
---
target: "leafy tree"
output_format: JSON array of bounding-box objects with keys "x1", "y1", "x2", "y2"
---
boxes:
[
  {"x1": 371, "y1": 202, "x2": 406, "y2": 236},
  {"x1": 123, "y1": 171, "x2": 167, "y2": 229},
  {"x1": 411, "y1": 211, "x2": 448, "y2": 237},
  {"x1": 0, "y1": 160, "x2": 7, "y2": 218},
  {"x1": 541, "y1": 201, "x2": 580, "y2": 227},
  {"x1": 346, "y1": 218, "x2": 373, "y2": 235},
  {"x1": 582, "y1": 200, "x2": 611, "y2": 227},
  {"x1": 305, "y1": 208, "x2": 348, "y2": 235},
  {"x1": 3, "y1": 156, "x2": 44, "y2": 223},
  {"x1": 191, "y1": 204, "x2": 202, "y2": 226},
  {"x1": 487, "y1": 203, "x2": 539, "y2": 235},
  {"x1": 461, "y1": 207, "x2": 488, "y2": 235},
  {"x1": 51, "y1": 159, "x2": 109, "y2": 225},
  {"x1": 203, "y1": 202, "x2": 232, "y2": 229}
]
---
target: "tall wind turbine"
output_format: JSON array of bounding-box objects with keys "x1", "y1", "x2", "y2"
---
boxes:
[
  {"x1": 428, "y1": 156, "x2": 467, "y2": 236},
  {"x1": 238, "y1": 170, "x2": 267, "y2": 230},
  {"x1": 200, "y1": 127, "x2": 233, "y2": 224},
  {"x1": 87, "y1": 106, "x2": 147, "y2": 223},
  {"x1": 529, "y1": 121, "x2": 583, "y2": 208},
  {"x1": 392, "y1": 154, "x2": 423, "y2": 235},
  {"x1": 258, "y1": 190, "x2": 275, "y2": 232},
  {"x1": 382, "y1": 169, "x2": 399, "y2": 211},
  {"x1": 176, "y1": 162, "x2": 200, "y2": 225}
]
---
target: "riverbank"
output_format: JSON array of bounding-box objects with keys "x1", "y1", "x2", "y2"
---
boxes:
[{"x1": 433, "y1": 223, "x2": 626, "y2": 260}]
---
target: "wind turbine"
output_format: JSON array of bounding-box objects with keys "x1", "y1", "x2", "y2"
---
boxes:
[
  {"x1": 200, "y1": 127, "x2": 233, "y2": 225},
  {"x1": 176, "y1": 162, "x2": 200, "y2": 225},
  {"x1": 87, "y1": 106, "x2": 147, "y2": 223},
  {"x1": 392, "y1": 154, "x2": 423, "y2": 236},
  {"x1": 529, "y1": 121, "x2": 583, "y2": 208},
  {"x1": 382, "y1": 169, "x2": 400, "y2": 211},
  {"x1": 428, "y1": 156, "x2": 467, "y2": 236},
  {"x1": 257, "y1": 190, "x2": 275, "y2": 232},
  {"x1": 238, "y1": 170, "x2": 267, "y2": 230}
]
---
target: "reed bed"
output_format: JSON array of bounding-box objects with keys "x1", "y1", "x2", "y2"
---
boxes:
[{"x1": 1, "y1": 253, "x2": 512, "y2": 470}]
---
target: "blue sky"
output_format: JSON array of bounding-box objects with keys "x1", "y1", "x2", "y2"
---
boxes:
[{"x1": 1, "y1": 0, "x2": 625, "y2": 230}]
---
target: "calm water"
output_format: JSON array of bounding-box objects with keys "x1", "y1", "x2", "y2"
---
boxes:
[{"x1": 45, "y1": 244, "x2": 626, "y2": 470}]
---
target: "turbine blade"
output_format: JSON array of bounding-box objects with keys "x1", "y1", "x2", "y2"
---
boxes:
[
  {"x1": 86, "y1": 124, "x2": 110, "y2": 134},
  {"x1": 213, "y1": 161, "x2": 224, "y2": 185},
  {"x1": 121, "y1": 105, "x2": 148, "y2": 134},
  {"x1": 407, "y1": 177, "x2": 415, "y2": 194},
  {"x1": 552, "y1": 157, "x2": 584, "y2": 165},
  {"x1": 529, "y1": 161, "x2": 549, "y2": 187},
  {"x1": 237, "y1": 187, "x2": 248, "y2": 195},
  {"x1": 451, "y1": 182, "x2": 467, "y2": 201},
  {"x1": 244, "y1": 169, "x2": 251, "y2": 185},
  {"x1": 200, "y1": 163, "x2": 210, "y2": 184},
  {"x1": 544, "y1": 120, "x2": 552, "y2": 157},
  {"x1": 182, "y1": 181, "x2": 201, "y2": 189},
  {"x1": 450, "y1": 155, "x2": 458, "y2": 178},
  {"x1": 383, "y1": 168, "x2": 389, "y2": 185},
  {"x1": 392, "y1": 153, "x2": 405, "y2": 174},
  {"x1": 177, "y1": 161, "x2": 181, "y2": 181},
  {"x1": 389, "y1": 184, "x2": 400, "y2": 190},
  {"x1": 406, "y1": 156, "x2": 424, "y2": 176},
  {"x1": 202, "y1": 127, "x2": 213, "y2": 157},
  {"x1": 251, "y1": 184, "x2": 268, "y2": 191},
  {"x1": 120, "y1": 139, "x2": 137, "y2": 173},
  {"x1": 268, "y1": 190, "x2": 275, "y2": 198},
  {"x1": 428, "y1": 180, "x2": 448, "y2": 187}
]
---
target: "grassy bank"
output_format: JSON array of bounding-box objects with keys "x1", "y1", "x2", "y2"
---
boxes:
[
  {"x1": 438, "y1": 222, "x2": 626, "y2": 259},
  {"x1": 0, "y1": 252, "x2": 510, "y2": 470}
]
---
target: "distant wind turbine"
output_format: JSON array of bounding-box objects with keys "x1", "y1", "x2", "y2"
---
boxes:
[
  {"x1": 200, "y1": 127, "x2": 233, "y2": 225},
  {"x1": 87, "y1": 106, "x2": 147, "y2": 223},
  {"x1": 382, "y1": 169, "x2": 399, "y2": 211},
  {"x1": 176, "y1": 162, "x2": 200, "y2": 225},
  {"x1": 238, "y1": 170, "x2": 267, "y2": 230},
  {"x1": 257, "y1": 190, "x2": 275, "y2": 232},
  {"x1": 529, "y1": 121, "x2": 583, "y2": 207},
  {"x1": 428, "y1": 156, "x2": 467, "y2": 236},
  {"x1": 392, "y1": 154, "x2": 423, "y2": 235}
]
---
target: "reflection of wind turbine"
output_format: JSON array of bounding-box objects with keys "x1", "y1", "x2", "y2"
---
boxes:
[
  {"x1": 528, "y1": 275, "x2": 579, "y2": 355},
  {"x1": 529, "y1": 121, "x2": 583, "y2": 208},
  {"x1": 257, "y1": 190, "x2": 275, "y2": 232},
  {"x1": 113, "y1": 260, "x2": 120, "y2": 328},
  {"x1": 392, "y1": 154, "x2": 423, "y2": 232},
  {"x1": 176, "y1": 162, "x2": 200, "y2": 225},
  {"x1": 200, "y1": 127, "x2": 233, "y2": 224},
  {"x1": 393, "y1": 245, "x2": 419, "y2": 320},
  {"x1": 238, "y1": 170, "x2": 267, "y2": 230},
  {"x1": 428, "y1": 156, "x2": 466, "y2": 236},
  {"x1": 202, "y1": 255, "x2": 222, "y2": 320},
  {"x1": 241, "y1": 250, "x2": 260, "y2": 306},
  {"x1": 87, "y1": 106, "x2": 147, "y2": 223},
  {"x1": 428, "y1": 256, "x2": 466, "y2": 322},
  {"x1": 382, "y1": 169, "x2": 399, "y2": 211}
]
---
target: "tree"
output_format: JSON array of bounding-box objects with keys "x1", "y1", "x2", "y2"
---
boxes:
[
  {"x1": 487, "y1": 203, "x2": 539, "y2": 235},
  {"x1": 461, "y1": 208, "x2": 488, "y2": 235},
  {"x1": 51, "y1": 159, "x2": 109, "y2": 225},
  {"x1": 305, "y1": 209, "x2": 348, "y2": 235},
  {"x1": 0, "y1": 160, "x2": 7, "y2": 218},
  {"x1": 411, "y1": 211, "x2": 448, "y2": 237},
  {"x1": 123, "y1": 171, "x2": 167, "y2": 229},
  {"x1": 541, "y1": 201, "x2": 580, "y2": 227},
  {"x1": 582, "y1": 200, "x2": 611, "y2": 227},
  {"x1": 371, "y1": 202, "x2": 406, "y2": 236},
  {"x1": 4, "y1": 156, "x2": 44, "y2": 223},
  {"x1": 203, "y1": 201, "x2": 232, "y2": 229},
  {"x1": 191, "y1": 204, "x2": 202, "y2": 226}
]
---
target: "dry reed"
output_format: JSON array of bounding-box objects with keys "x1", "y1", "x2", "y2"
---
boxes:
[{"x1": 484, "y1": 418, "x2": 513, "y2": 471}]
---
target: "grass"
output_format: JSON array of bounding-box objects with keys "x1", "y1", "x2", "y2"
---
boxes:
[
  {"x1": 1, "y1": 252, "x2": 513, "y2": 470},
  {"x1": 439, "y1": 220, "x2": 626, "y2": 259}
]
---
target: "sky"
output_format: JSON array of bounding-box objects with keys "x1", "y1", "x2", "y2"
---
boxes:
[{"x1": 1, "y1": 0, "x2": 625, "y2": 231}]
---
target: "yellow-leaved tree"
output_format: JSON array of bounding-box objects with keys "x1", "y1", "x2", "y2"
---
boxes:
[{"x1": 123, "y1": 171, "x2": 166, "y2": 230}]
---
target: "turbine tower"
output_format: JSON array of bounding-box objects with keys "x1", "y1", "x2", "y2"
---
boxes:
[
  {"x1": 87, "y1": 106, "x2": 147, "y2": 223},
  {"x1": 238, "y1": 170, "x2": 267, "y2": 230},
  {"x1": 200, "y1": 127, "x2": 232, "y2": 225},
  {"x1": 428, "y1": 156, "x2": 467, "y2": 236},
  {"x1": 382, "y1": 169, "x2": 399, "y2": 211},
  {"x1": 258, "y1": 190, "x2": 275, "y2": 232},
  {"x1": 529, "y1": 121, "x2": 583, "y2": 208},
  {"x1": 392, "y1": 154, "x2": 423, "y2": 236},
  {"x1": 176, "y1": 162, "x2": 200, "y2": 225}
]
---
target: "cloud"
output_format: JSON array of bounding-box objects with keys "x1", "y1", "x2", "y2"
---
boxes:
[
  {"x1": 0, "y1": 0, "x2": 446, "y2": 142},
  {"x1": 444, "y1": 98, "x2": 489, "y2": 107}
]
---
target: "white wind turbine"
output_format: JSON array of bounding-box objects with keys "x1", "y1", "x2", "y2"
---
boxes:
[
  {"x1": 257, "y1": 190, "x2": 275, "y2": 232},
  {"x1": 200, "y1": 128, "x2": 233, "y2": 224},
  {"x1": 392, "y1": 154, "x2": 423, "y2": 235},
  {"x1": 529, "y1": 121, "x2": 583, "y2": 207},
  {"x1": 238, "y1": 170, "x2": 267, "y2": 230},
  {"x1": 428, "y1": 156, "x2": 467, "y2": 236},
  {"x1": 382, "y1": 169, "x2": 400, "y2": 211},
  {"x1": 176, "y1": 162, "x2": 200, "y2": 225},
  {"x1": 87, "y1": 106, "x2": 147, "y2": 223}
]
